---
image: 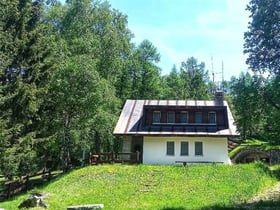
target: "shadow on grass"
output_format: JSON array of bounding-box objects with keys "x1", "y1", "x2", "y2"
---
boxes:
[
  {"x1": 200, "y1": 199, "x2": 280, "y2": 210},
  {"x1": 0, "y1": 170, "x2": 65, "y2": 202},
  {"x1": 161, "y1": 199, "x2": 280, "y2": 210},
  {"x1": 271, "y1": 166, "x2": 280, "y2": 180}
]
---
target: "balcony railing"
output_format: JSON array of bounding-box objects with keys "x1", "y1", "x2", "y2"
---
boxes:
[{"x1": 89, "y1": 151, "x2": 141, "y2": 165}]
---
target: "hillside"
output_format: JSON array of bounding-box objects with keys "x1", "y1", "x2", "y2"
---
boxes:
[{"x1": 0, "y1": 163, "x2": 277, "y2": 210}]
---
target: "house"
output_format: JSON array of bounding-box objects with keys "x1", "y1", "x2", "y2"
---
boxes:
[{"x1": 113, "y1": 91, "x2": 239, "y2": 164}]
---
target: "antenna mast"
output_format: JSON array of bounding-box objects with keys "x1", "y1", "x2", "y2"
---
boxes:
[
  {"x1": 211, "y1": 56, "x2": 214, "y2": 83},
  {"x1": 221, "y1": 60, "x2": 224, "y2": 82}
]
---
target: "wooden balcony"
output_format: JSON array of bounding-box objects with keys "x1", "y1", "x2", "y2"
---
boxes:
[{"x1": 89, "y1": 151, "x2": 141, "y2": 165}]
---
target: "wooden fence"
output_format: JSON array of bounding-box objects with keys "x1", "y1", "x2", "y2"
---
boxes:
[
  {"x1": 89, "y1": 151, "x2": 141, "y2": 165},
  {"x1": 0, "y1": 169, "x2": 52, "y2": 201}
]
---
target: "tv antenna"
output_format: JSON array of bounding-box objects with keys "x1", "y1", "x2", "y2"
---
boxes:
[{"x1": 211, "y1": 58, "x2": 224, "y2": 89}]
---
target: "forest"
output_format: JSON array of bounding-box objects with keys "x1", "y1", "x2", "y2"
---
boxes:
[{"x1": 0, "y1": 0, "x2": 279, "y2": 177}]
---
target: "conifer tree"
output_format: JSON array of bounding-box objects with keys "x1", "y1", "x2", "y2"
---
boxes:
[{"x1": 0, "y1": 0, "x2": 56, "y2": 176}]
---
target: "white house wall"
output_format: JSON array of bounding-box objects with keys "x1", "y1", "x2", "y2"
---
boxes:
[{"x1": 143, "y1": 136, "x2": 231, "y2": 164}]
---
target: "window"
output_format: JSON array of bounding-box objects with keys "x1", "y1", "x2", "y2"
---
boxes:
[
  {"x1": 180, "y1": 142, "x2": 189, "y2": 156},
  {"x1": 167, "y1": 111, "x2": 175, "y2": 123},
  {"x1": 195, "y1": 112, "x2": 202, "y2": 123},
  {"x1": 208, "y1": 112, "x2": 216, "y2": 124},
  {"x1": 153, "y1": 111, "x2": 161, "y2": 123},
  {"x1": 180, "y1": 111, "x2": 188, "y2": 123},
  {"x1": 195, "y1": 142, "x2": 203, "y2": 156},
  {"x1": 166, "y1": 141, "x2": 175, "y2": 155}
]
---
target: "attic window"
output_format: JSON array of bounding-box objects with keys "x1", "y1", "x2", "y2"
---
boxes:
[
  {"x1": 167, "y1": 111, "x2": 175, "y2": 123},
  {"x1": 195, "y1": 112, "x2": 202, "y2": 123},
  {"x1": 208, "y1": 112, "x2": 216, "y2": 124},
  {"x1": 180, "y1": 111, "x2": 188, "y2": 123},
  {"x1": 153, "y1": 111, "x2": 161, "y2": 123}
]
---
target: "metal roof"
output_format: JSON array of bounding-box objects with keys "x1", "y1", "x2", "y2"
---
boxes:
[{"x1": 113, "y1": 100, "x2": 239, "y2": 137}]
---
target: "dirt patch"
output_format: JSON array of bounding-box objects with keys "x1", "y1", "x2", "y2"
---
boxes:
[{"x1": 244, "y1": 181, "x2": 280, "y2": 209}]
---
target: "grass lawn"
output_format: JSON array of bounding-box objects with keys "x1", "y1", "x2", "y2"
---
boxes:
[{"x1": 0, "y1": 163, "x2": 277, "y2": 210}]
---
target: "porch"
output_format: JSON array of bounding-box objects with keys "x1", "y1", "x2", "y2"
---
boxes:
[{"x1": 89, "y1": 151, "x2": 141, "y2": 165}]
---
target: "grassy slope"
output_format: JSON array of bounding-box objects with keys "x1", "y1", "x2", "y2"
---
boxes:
[{"x1": 0, "y1": 163, "x2": 277, "y2": 210}]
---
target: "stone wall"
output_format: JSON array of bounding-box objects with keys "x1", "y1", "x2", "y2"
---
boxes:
[{"x1": 231, "y1": 147, "x2": 280, "y2": 164}]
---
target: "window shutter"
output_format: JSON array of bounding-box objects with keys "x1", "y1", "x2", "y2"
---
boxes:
[
  {"x1": 181, "y1": 142, "x2": 189, "y2": 156},
  {"x1": 167, "y1": 141, "x2": 175, "y2": 155},
  {"x1": 195, "y1": 142, "x2": 203, "y2": 155}
]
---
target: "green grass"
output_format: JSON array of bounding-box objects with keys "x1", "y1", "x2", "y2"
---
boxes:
[{"x1": 0, "y1": 163, "x2": 277, "y2": 210}]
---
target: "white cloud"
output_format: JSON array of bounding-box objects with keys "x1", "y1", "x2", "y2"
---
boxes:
[{"x1": 127, "y1": 0, "x2": 251, "y2": 80}]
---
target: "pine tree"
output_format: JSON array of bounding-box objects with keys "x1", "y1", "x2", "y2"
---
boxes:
[
  {"x1": 180, "y1": 57, "x2": 211, "y2": 100},
  {"x1": 0, "y1": 0, "x2": 56, "y2": 176}
]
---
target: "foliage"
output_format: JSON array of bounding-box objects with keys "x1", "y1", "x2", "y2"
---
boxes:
[
  {"x1": 0, "y1": 0, "x2": 129, "y2": 175},
  {"x1": 162, "y1": 65, "x2": 184, "y2": 99},
  {"x1": 229, "y1": 139, "x2": 269, "y2": 158},
  {"x1": 261, "y1": 76, "x2": 280, "y2": 144},
  {"x1": 230, "y1": 71, "x2": 280, "y2": 144},
  {"x1": 125, "y1": 40, "x2": 162, "y2": 99},
  {"x1": 244, "y1": 0, "x2": 280, "y2": 75},
  {"x1": 45, "y1": 0, "x2": 122, "y2": 169},
  {"x1": 230, "y1": 72, "x2": 265, "y2": 139},
  {"x1": 241, "y1": 0, "x2": 280, "y2": 145},
  {"x1": 180, "y1": 57, "x2": 211, "y2": 100},
  {"x1": 0, "y1": 164, "x2": 276, "y2": 210},
  {"x1": 162, "y1": 57, "x2": 212, "y2": 100},
  {"x1": 229, "y1": 138, "x2": 280, "y2": 159},
  {"x1": 0, "y1": 0, "x2": 57, "y2": 176},
  {"x1": 3, "y1": 0, "x2": 280, "y2": 178}
]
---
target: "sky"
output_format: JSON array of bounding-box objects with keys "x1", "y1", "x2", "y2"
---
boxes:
[{"x1": 108, "y1": 0, "x2": 251, "y2": 81}]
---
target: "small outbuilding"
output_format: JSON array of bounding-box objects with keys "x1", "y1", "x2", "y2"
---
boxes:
[{"x1": 113, "y1": 92, "x2": 239, "y2": 164}]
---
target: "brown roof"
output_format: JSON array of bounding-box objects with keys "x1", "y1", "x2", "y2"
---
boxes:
[{"x1": 113, "y1": 100, "x2": 239, "y2": 137}]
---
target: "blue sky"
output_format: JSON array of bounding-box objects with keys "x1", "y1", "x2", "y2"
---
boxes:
[{"x1": 108, "y1": 0, "x2": 250, "y2": 81}]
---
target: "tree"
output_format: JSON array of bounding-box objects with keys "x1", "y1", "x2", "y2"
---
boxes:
[
  {"x1": 128, "y1": 40, "x2": 162, "y2": 99},
  {"x1": 93, "y1": 1, "x2": 132, "y2": 85},
  {"x1": 0, "y1": 0, "x2": 57, "y2": 176},
  {"x1": 49, "y1": 55, "x2": 118, "y2": 169},
  {"x1": 230, "y1": 72, "x2": 265, "y2": 139},
  {"x1": 180, "y1": 57, "x2": 211, "y2": 100},
  {"x1": 44, "y1": 0, "x2": 126, "y2": 169},
  {"x1": 162, "y1": 65, "x2": 184, "y2": 99},
  {"x1": 244, "y1": 0, "x2": 280, "y2": 75},
  {"x1": 243, "y1": 0, "x2": 280, "y2": 145},
  {"x1": 261, "y1": 76, "x2": 280, "y2": 143}
]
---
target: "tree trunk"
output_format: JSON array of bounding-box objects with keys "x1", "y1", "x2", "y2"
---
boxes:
[
  {"x1": 95, "y1": 132, "x2": 101, "y2": 153},
  {"x1": 62, "y1": 111, "x2": 71, "y2": 171}
]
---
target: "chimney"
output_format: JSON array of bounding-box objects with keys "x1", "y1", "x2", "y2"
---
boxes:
[{"x1": 214, "y1": 91, "x2": 224, "y2": 106}]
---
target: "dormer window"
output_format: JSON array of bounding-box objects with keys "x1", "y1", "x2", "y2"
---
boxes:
[
  {"x1": 153, "y1": 111, "x2": 161, "y2": 123},
  {"x1": 195, "y1": 112, "x2": 202, "y2": 123},
  {"x1": 208, "y1": 112, "x2": 216, "y2": 124},
  {"x1": 180, "y1": 111, "x2": 188, "y2": 123},
  {"x1": 167, "y1": 111, "x2": 175, "y2": 123}
]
